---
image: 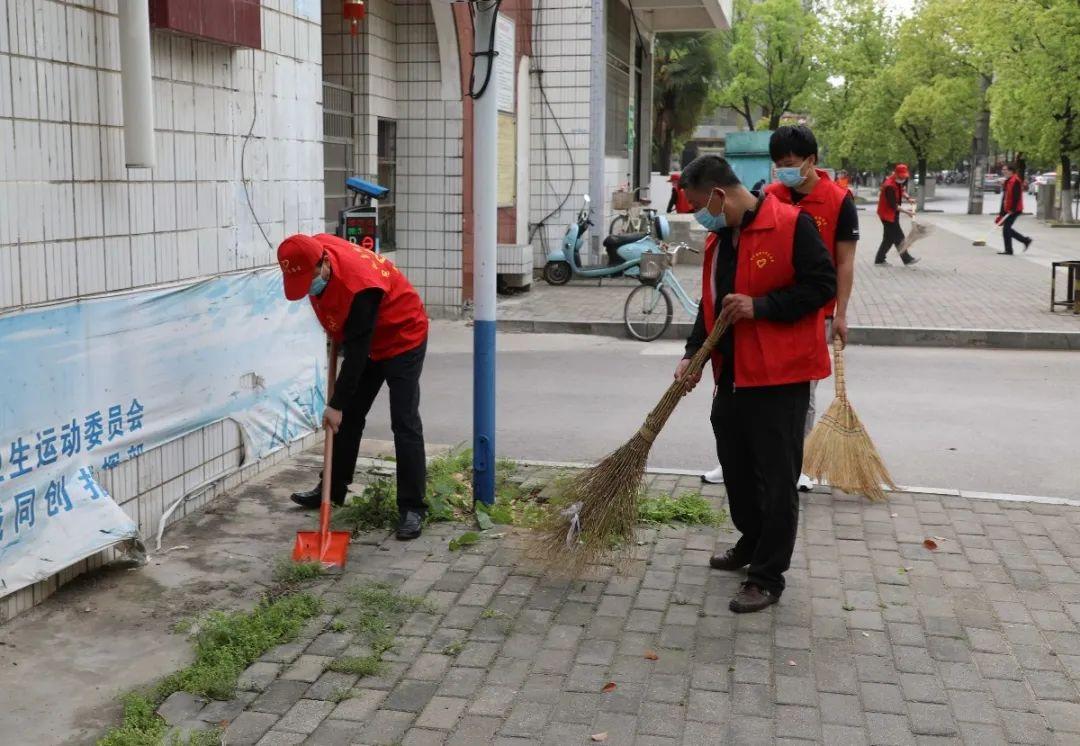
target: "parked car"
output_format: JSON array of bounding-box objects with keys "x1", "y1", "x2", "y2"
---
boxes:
[
  {"x1": 1028, "y1": 172, "x2": 1056, "y2": 194},
  {"x1": 982, "y1": 174, "x2": 1004, "y2": 193}
]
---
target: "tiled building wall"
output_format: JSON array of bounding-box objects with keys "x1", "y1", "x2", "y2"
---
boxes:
[
  {"x1": 321, "y1": 0, "x2": 465, "y2": 316},
  {"x1": 0, "y1": 0, "x2": 324, "y2": 621},
  {"x1": 527, "y1": 0, "x2": 592, "y2": 267}
]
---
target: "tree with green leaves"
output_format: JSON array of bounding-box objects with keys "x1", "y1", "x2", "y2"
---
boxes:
[
  {"x1": 716, "y1": 0, "x2": 820, "y2": 131},
  {"x1": 652, "y1": 32, "x2": 726, "y2": 174},
  {"x1": 976, "y1": 0, "x2": 1080, "y2": 221}
]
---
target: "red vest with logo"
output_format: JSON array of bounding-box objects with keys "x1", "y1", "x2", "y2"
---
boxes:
[
  {"x1": 307, "y1": 234, "x2": 428, "y2": 360},
  {"x1": 700, "y1": 195, "x2": 832, "y2": 387},
  {"x1": 876, "y1": 176, "x2": 905, "y2": 222},
  {"x1": 1003, "y1": 174, "x2": 1024, "y2": 213},
  {"x1": 764, "y1": 170, "x2": 846, "y2": 316}
]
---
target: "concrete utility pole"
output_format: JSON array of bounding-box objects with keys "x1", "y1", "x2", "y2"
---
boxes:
[
  {"x1": 588, "y1": 0, "x2": 607, "y2": 262},
  {"x1": 472, "y1": 1, "x2": 498, "y2": 506},
  {"x1": 967, "y1": 75, "x2": 992, "y2": 215}
]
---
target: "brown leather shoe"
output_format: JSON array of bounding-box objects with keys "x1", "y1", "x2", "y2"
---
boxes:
[
  {"x1": 729, "y1": 583, "x2": 779, "y2": 614},
  {"x1": 709, "y1": 548, "x2": 749, "y2": 571}
]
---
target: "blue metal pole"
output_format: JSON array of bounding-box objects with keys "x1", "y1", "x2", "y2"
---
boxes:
[{"x1": 472, "y1": 3, "x2": 498, "y2": 506}]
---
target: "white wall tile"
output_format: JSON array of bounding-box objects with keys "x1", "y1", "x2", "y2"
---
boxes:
[
  {"x1": 104, "y1": 235, "x2": 132, "y2": 290},
  {"x1": 18, "y1": 242, "x2": 47, "y2": 305},
  {"x1": 102, "y1": 182, "x2": 129, "y2": 235},
  {"x1": 44, "y1": 240, "x2": 78, "y2": 300},
  {"x1": 130, "y1": 233, "x2": 156, "y2": 286},
  {"x1": 154, "y1": 231, "x2": 179, "y2": 282},
  {"x1": 95, "y1": 10, "x2": 121, "y2": 71},
  {"x1": 74, "y1": 182, "x2": 104, "y2": 238},
  {"x1": 177, "y1": 229, "x2": 199, "y2": 278},
  {"x1": 66, "y1": 5, "x2": 97, "y2": 66},
  {"x1": 152, "y1": 182, "x2": 176, "y2": 231},
  {"x1": 98, "y1": 69, "x2": 122, "y2": 126},
  {"x1": 76, "y1": 238, "x2": 106, "y2": 294},
  {"x1": 11, "y1": 55, "x2": 39, "y2": 119},
  {"x1": 175, "y1": 183, "x2": 197, "y2": 230},
  {"x1": 129, "y1": 182, "x2": 154, "y2": 234},
  {"x1": 68, "y1": 66, "x2": 98, "y2": 123}
]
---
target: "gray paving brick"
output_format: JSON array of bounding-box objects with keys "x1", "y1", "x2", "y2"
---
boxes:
[
  {"x1": 856, "y1": 654, "x2": 900, "y2": 685},
  {"x1": 500, "y1": 702, "x2": 554, "y2": 738},
  {"x1": 908, "y1": 702, "x2": 958, "y2": 736},
  {"x1": 1027, "y1": 670, "x2": 1080, "y2": 702},
  {"x1": 401, "y1": 727, "x2": 447, "y2": 746},
  {"x1": 866, "y1": 712, "x2": 917, "y2": 746},
  {"x1": 987, "y1": 678, "x2": 1038, "y2": 713},
  {"x1": 254, "y1": 731, "x2": 306, "y2": 746},
  {"x1": 363, "y1": 709, "x2": 414, "y2": 745},
  {"x1": 734, "y1": 656, "x2": 770, "y2": 685},
  {"x1": 776, "y1": 704, "x2": 822, "y2": 740},
  {"x1": 1037, "y1": 700, "x2": 1080, "y2": 734},
  {"x1": 281, "y1": 655, "x2": 332, "y2": 683},
  {"x1": 726, "y1": 715, "x2": 775, "y2": 745},
  {"x1": 467, "y1": 685, "x2": 516, "y2": 717},
  {"x1": 776, "y1": 674, "x2": 818, "y2": 706},
  {"x1": 647, "y1": 673, "x2": 690, "y2": 704},
  {"x1": 384, "y1": 680, "x2": 440, "y2": 713},
  {"x1": 225, "y1": 712, "x2": 280, "y2": 746},
  {"x1": 957, "y1": 722, "x2": 1008, "y2": 746},
  {"x1": 241, "y1": 662, "x2": 284, "y2": 692},
  {"x1": 896, "y1": 645, "x2": 937, "y2": 675},
  {"x1": 276, "y1": 699, "x2": 335, "y2": 735},
  {"x1": 446, "y1": 715, "x2": 501, "y2": 746},
  {"x1": 329, "y1": 688, "x2": 385, "y2": 721},
  {"x1": 733, "y1": 682, "x2": 774, "y2": 717},
  {"x1": 305, "y1": 671, "x2": 358, "y2": 702},
  {"x1": 436, "y1": 667, "x2": 485, "y2": 699},
  {"x1": 252, "y1": 681, "x2": 311, "y2": 715},
  {"x1": 600, "y1": 681, "x2": 645, "y2": 714},
  {"x1": 900, "y1": 673, "x2": 949, "y2": 704},
  {"x1": 862, "y1": 682, "x2": 907, "y2": 714},
  {"x1": 157, "y1": 691, "x2": 207, "y2": 725},
  {"x1": 823, "y1": 724, "x2": 871, "y2": 746},
  {"x1": 947, "y1": 690, "x2": 999, "y2": 724},
  {"x1": 690, "y1": 663, "x2": 730, "y2": 692},
  {"x1": 416, "y1": 696, "x2": 467, "y2": 730}
]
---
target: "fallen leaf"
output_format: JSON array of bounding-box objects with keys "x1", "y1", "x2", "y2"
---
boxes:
[
  {"x1": 923, "y1": 538, "x2": 938, "y2": 550},
  {"x1": 644, "y1": 650, "x2": 659, "y2": 661},
  {"x1": 602, "y1": 682, "x2": 617, "y2": 693},
  {"x1": 591, "y1": 734, "x2": 609, "y2": 742},
  {"x1": 787, "y1": 659, "x2": 797, "y2": 667}
]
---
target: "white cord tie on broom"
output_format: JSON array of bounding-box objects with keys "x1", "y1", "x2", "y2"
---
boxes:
[{"x1": 561, "y1": 502, "x2": 583, "y2": 547}]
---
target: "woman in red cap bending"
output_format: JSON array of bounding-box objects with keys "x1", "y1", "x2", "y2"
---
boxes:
[
  {"x1": 277, "y1": 233, "x2": 429, "y2": 540},
  {"x1": 874, "y1": 164, "x2": 919, "y2": 266}
]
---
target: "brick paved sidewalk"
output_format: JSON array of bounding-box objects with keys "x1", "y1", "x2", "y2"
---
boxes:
[
  {"x1": 156, "y1": 453, "x2": 1080, "y2": 746},
  {"x1": 500, "y1": 215, "x2": 1080, "y2": 334}
]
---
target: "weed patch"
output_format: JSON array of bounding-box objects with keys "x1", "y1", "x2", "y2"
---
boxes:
[
  {"x1": 328, "y1": 655, "x2": 384, "y2": 677},
  {"x1": 272, "y1": 558, "x2": 324, "y2": 586},
  {"x1": 637, "y1": 492, "x2": 726, "y2": 527}
]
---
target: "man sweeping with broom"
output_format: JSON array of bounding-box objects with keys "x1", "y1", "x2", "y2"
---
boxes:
[
  {"x1": 676, "y1": 155, "x2": 836, "y2": 613},
  {"x1": 277, "y1": 233, "x2": 429, "y2": 541}
]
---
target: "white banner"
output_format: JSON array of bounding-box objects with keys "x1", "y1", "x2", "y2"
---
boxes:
[{"x1": 0, "y1": 269, "x2": 325, "y2": 597}]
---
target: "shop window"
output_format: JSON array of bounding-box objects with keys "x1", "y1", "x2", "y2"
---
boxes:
[{"x1": 377, "y1": 119, "x2": 397, "y2": 251}]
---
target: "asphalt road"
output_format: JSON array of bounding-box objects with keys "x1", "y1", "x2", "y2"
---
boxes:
[{"x1": 363, "y1": 322, "x2": 1080, "y2": 500}]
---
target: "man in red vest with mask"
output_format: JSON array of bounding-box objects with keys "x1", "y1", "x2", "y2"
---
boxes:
[
  {"x1": 702, "y1": 126, "x2": 859, "y2": 492},
  {"x1": 997, "y1": 164, "x2": 1032, "y2": 255},
  {"x1": 676, "y1": 155, "x2": 836, "y2": 613},
  {"x1": 277, "y1": 233, "x2": 430, "y2": 540}
]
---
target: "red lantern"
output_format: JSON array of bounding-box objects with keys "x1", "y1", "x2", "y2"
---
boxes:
[{"x1": 344, "y1": 0, "x2": 365, "y2": 35}]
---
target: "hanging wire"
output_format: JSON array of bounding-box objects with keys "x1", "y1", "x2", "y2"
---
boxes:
[{"x1": 467, "y1": 0, "x2": 504, "y2": 99}]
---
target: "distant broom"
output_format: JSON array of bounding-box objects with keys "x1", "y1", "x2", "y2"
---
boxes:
[
  {"x1": 533, "y1": 319, "x2": 729, "y2": 574},
  {"x1": 803, "y1": 341, "x2": 896, "y2": 502}
]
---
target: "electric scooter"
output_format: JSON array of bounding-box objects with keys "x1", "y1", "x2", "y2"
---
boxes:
[{"x1": 543, "y1": 194, "x2": 671, "y2": 286}]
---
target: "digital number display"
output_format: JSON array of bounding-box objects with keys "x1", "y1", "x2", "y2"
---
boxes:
[{"x1": 345, "y1": 216, "x2": 378, "y2": 252}]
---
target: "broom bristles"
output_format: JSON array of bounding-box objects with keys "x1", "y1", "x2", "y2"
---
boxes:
[
  {"x1": 531, "y1": 321, "x2": 731, "y2": 574},
  {"x1": 804, "y1": 395, "x2": 896, "y2": 502}
]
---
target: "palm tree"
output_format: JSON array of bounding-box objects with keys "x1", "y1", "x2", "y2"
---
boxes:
[{"x1": 653, "y1": 32, "x2": 725, "y2": 174}]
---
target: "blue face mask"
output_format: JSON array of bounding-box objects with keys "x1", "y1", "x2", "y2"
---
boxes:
[
  {"x1": 776, "y1": 160, "x2": 809, "y2": 188},
  {"x1": 694, "y1": 191, "x2": 727, "y2": 232},
  {"x1": 309, "y1": 274, "x2": 328, "y2": 296}
]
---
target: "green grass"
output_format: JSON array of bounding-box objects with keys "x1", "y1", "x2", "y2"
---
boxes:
[
  {"x1": 97, "y1": 594, "x2": 321, "y2": 745},
  {"x1": 333, "y1": 479, "x2": 400, "y2": 532},
  {"x1": 637, "y1": 492, "x2": 726, "y2": 527},
  {"x1": 442, "y1": 640, "x2": 465, "y2": 657},
  {"x1": 342, "y1": 582, "x2": 427, "y2": 654},
  {"x1": 328, "y1": 655, "x2": 384, "y2": 677},
  {"x1": 272, "y1": 558, "x2": 325, "y2": 586}
]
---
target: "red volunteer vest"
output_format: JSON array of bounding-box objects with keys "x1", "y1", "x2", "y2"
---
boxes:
[
  {"x1": 1003, "y1": 174, "x2": 1024, "y2": 213},
  {"x1": 876, "y1": 176, "x2": 905, "y2": 222},
  {"x1": 700, "y1": 195, "x2": 831, "y2": 387},
  {"x1": 308, "y1": 234, "x2": 428, "y2": 360},
  {"x1": 764, "y1": 170, "x2": 846, "y2": 316}
]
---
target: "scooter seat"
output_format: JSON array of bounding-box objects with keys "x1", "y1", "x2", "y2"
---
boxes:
[{"x1": 603, "y1": 232, "x2": 648, "y2": 251}]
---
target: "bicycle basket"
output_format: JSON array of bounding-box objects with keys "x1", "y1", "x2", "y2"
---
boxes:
[
  {"x1": 611, "y1": 190, "x2": 633, "y2": 211},
  {"x1": 638, "y1": 251, "x2": 671, "y2": 281}
]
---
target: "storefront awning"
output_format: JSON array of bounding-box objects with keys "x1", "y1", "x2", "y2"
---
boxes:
[{"x1": 632, "y1": 0, "x2": 732, "y2": 32}]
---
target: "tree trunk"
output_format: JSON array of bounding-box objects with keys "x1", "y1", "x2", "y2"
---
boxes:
[
  {"x1": 768, "y1": 111, "x2": 781, "y2": 130},
  {"x1": 967, "y1": 75, "x2": 991, "y2": 215},
  {"x1": 916, "y1": 158, "x2": 928, "y2": 212},
  {"x1": 1062, "y1": 153, "x2": 1075, "y2": 223},
  {"x1": 658, "y1": 121, "x2": 674, "y2": 177},
  {"x1": 738, "y1": 98, "x2": 755, "y2": 130}
]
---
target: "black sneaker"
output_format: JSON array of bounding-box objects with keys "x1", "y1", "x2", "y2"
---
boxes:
[
  {"x1": 1023, "y1": 239, "x2": 1033, "y2": 252},
  {"x1": 729, "y1": 583, "x2": 779, "y2": 614},
  {"x1": 874, "y1": 260, "x2": 889, "y2": 266},
  {"x1": 290, "y1": 484, "x2": 345, "y2": 510},
  {"x1": 396, "y1": 510, "x2": 424, "y2": 541}
]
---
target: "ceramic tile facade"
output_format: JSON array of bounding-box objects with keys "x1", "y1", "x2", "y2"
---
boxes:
[{"x1": 0, "y1": 0, "x2": 324, "y2": 619}]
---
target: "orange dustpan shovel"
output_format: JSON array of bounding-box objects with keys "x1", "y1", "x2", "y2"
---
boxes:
[{"x1": 292, "y1": 340, "x2": 351, "y2": 568}]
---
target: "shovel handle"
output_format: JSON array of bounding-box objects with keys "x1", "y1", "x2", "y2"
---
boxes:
[{"x1": 319, "y1": 341, "x2": 339, "y2": 544}]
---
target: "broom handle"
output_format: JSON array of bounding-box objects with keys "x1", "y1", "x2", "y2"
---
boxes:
[
  {"x1": 319, "y1": 339, "x2": 339, "y2": 543},
  {"x1": 833, "y1": 338, "x2": 847, "y2": 402},
  {"x1": 636, "y1": 318, "x2": 729, "y2": 443}
]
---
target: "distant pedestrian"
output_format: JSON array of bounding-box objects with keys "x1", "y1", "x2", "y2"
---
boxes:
[
  {"x1": 874, "y1": 164, "x2": 919, "y2": 266},
  {"x1": 997, "y1": 164, "x2": 1032, "y2": 255},
  {"x1": 666, "y1": 172, "x2": 693, "y2": 214}
]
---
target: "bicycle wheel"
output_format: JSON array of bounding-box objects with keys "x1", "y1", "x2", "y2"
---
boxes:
[
  {"x1": 624, "y1": 284, "x2": 673, "y2": 342},
  {"x1": 609, "y1": 214, "x2": 628, "y2": 235}
]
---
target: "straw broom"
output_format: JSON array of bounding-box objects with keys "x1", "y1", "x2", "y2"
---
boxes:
[
  {"x1": 803, "y1": 341, "x2": 896, "y2": 502},
  {"x1": 533, "y1": 319, "x2": 729, "y2": 574}
]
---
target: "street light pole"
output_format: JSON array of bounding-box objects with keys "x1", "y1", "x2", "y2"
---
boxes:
[{"x1": 472, "y1": 1, "x2": 498, "y2": 506}]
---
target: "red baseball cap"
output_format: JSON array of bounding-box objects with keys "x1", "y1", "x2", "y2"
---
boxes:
[
  {"x1": 894, "y1": 164, "x2": 910, "y2": 178},
  {"x1": 669, "y1": 172, "x2": 681, "y2": 183},
  {"x1": 277, "y1": 234, "x2": 323, "y2": 300}
]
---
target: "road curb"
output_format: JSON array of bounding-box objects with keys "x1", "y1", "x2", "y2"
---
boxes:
[{"x1": 496, "y1": 318, "x2": 1080, "y2": 351}]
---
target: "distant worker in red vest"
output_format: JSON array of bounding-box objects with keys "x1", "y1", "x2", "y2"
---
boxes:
[
  {"x1": 874, "y1": 164, "x2": 919, "y2": 266},
  {"x1": 666, "y1": 172, "x2": 694, "y2": 214},
  {"x1": 675, "y1": 155, "x2": 836, "y2": 614},
  {"x1": 997, "y1": 164, "x2": 1032, "y2": 255},
  {"x1": 277, "y1": 233, "x2": 430, "y2": 540},
  {"x1": 836, "y1": 170, "x2": 851, "y2": 193}
]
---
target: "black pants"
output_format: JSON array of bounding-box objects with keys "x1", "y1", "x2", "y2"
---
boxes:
[
  {"x1": 1000, "y1": 213, "x2": 1030, "y2": 254},
  {"x1": 711, "y1": 380, "x2": 810, "y2": 596},
  {"x1": 875, "y1": 219, "x2": 912, "y2": 264},
  {"x1": 331, "y1": 340, "x2": 427, "y2": 515}
]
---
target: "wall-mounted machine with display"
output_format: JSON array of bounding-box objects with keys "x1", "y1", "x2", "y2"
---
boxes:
[{"x1": 339, "y1": 177, "x2": 390, "y2": 253}]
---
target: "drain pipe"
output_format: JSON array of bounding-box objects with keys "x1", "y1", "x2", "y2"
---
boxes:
[{"x1": 118, "y1": 0, "x2": 156, "y2": 168}]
